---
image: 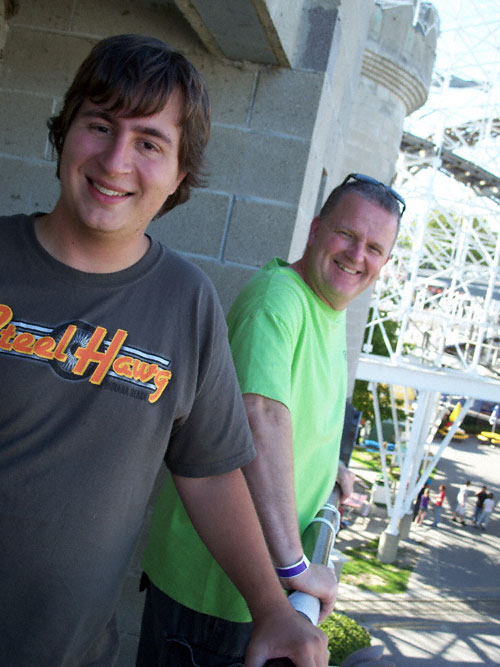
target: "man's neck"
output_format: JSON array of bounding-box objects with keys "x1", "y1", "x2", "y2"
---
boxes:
[
  {"x1": 289, "y1": 257, "x2": 305, "y2": 280},
  {"x1": 34, "y1": 212, "x2": 151, "y2": 274}
]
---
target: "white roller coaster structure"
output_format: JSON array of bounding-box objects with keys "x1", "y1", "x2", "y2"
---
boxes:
[{"x1": 358, "y1": 1, "x2": 500, "y2": 539}]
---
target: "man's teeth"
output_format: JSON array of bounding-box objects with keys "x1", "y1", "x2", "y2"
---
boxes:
[
  {"x1": 93, "y1": 181, "x2": 128, "y2": 197},
  {"x1": 338, "y1": 263, "x2": 357, "y2": 275}
]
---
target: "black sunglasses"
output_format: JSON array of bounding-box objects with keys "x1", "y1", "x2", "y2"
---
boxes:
[{"x1": 340, "y1": 173, "x2": 406, "y2": 216}]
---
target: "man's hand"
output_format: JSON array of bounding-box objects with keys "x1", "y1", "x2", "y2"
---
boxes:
[
  {"x1": 336, "y1": 461, "x2": 355, "y2": 504},
  {"x1": 244, "y1": 605, "x2": 330, "y2": 667},
  {"x1": 279, "y1": 563, "x2": 337, "y2": 623}
]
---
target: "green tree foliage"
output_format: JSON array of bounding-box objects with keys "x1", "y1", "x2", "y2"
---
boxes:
[{"x1": 352, "y1": 312, "x2": 403, "y2": 423}]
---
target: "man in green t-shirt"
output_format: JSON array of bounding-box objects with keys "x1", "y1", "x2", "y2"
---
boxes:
[{"x1": 139, "y1": 173, "x2": 403, "y2": 665}]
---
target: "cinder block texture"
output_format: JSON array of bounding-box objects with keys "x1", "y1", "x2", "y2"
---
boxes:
[
  {"x1": 0, "y1": 3, "x2": 7, "y2": 56},
  {"x1": 251, "y1": 68, "x2": 323, "y2": 139},
  {"x1": 224, "y1": 198, "x2": 296, "y2": 266},
  {"x1": 1, "y1": 27, "x2": 94, "y2": 96},
  {"x1": 8, "y1": 0, "x2": 73, "y2": 30},
  {"x1": 0, "y1": 159, "x2": 59, "y2": 216},
  {"x1": 191, "y1": 58, "x2": 257, "y2": 127},
  {"x1": 0, "y1": 91, "x2": 53, "y2": 159},
  {"x1": 188, "y1": 257, "x2": 257, "y2": 316},
  {"x1": 207, "y1": 125, "x2": 309, "y2": 206},
  {"x1": 287, "y1": 0, "x2": 373, "y2": 262},
  {"x1": 149, "y1": 191, "x2": 231, "y2": 258},
  {"x1": 72, "y1": 0, "x2": 201, "y2": 54},
  {"x1": 175, "y1": 0, "x2": 279, "y2": 64},
  {"x1": 296, "y1": 2, "x2": 340, "y2": 71},
  {"x1": 259, "y1": 0, "x2": 304, "y2": 66}
]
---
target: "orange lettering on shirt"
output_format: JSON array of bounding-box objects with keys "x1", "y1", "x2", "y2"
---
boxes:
[
  {"x1": 33, "y1": 336, "x2": 57, "y2": 359},
  {"x1": 149, "y1": 369, "x2": 172, "y2": 404},
  {"x1": 12, "y1": 331, "x2": 36, "y2": 355},
  {"x1": 73, "y1": 326, "x2": 128, "y2": 385},
  {"x1": 132, "y1": 359, "x2": 159, "y2": 384},
  {"x1": 0, "y1": 323, "x2": 17, "y2": 350},
  {"x1": 113, "y1": 356, "x2": 134, "y2": 379},
  {"x1": 53, "y1": 325, "x2": 77, "y2": 362},
  {"x1": 0, "y1": 304, "x2": 13, "y2": 329}
]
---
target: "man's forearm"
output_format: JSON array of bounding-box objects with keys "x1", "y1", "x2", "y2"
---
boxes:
[
  {"x1": 240, "y1": 393, "x2": 338, "y2": 622},
  {"x1": 336, "y1": 460, "x2": 355, "y2": 503},
  {"x1": 241, "y1": 393, "x2": 303, "y2": 566}
]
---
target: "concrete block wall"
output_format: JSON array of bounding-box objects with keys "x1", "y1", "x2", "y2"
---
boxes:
[{"x1": 288, "y1": 0, "x2": 374, "y2": 261}]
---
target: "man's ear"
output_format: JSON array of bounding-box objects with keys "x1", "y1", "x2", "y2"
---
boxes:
[
  {"x1": 170, "y1": 170, "x2": 187, "y2": 196},
  {"x1": 307, "y1": 216, "x2": 321, "y2": 246}
]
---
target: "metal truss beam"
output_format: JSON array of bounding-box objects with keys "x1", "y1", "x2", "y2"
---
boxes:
[{"x1": 357, "y1": 353, "x2": 500, "y2": 402}]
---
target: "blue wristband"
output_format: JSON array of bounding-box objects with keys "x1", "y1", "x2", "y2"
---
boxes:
[{"x1": 275, "y1": 554, "x2": 310, "y2": 578}]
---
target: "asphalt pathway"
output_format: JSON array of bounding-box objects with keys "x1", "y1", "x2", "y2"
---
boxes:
[{"x1": 336, "y1": 435, "x2": 500, "y2": 666}]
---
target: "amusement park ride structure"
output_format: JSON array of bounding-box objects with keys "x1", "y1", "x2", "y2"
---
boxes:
[{"x1": 357, "y1": 1, "x2": 500, "y2": 544}]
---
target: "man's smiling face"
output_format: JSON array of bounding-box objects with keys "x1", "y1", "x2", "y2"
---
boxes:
[
  {"x1": 56, "y1": 88, "x2": 186, "y2": 243},
  {"x1": 301, "y1": 191, "x2": 399, "y2": 310}
]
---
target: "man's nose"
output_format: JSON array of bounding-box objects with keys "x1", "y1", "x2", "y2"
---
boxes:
[
  {"x1": 99, "y1": 135, "x2": 132, "y2": 175},
  {"x1": 346, "y1": 239, "x2": 364, "y2": 262}
]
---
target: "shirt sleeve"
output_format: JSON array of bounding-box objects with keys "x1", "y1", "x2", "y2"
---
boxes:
[{"x1": 229, "y1": 308, "x2": 296, "y2": 409}]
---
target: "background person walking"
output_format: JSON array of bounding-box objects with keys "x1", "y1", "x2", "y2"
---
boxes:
[
  {"x1": 432, "y1": 484, "x2": 446, "y2": 527},
  {"x1": 416, "y1": 488, "x2": 431, "y2": 526},
  {"x1": 452, "y1": 480, "x2": 471, "y2": 525},
  {"x1": 472, "y1": 485, "x2": 488, "y2": 524},
  {"x1": 478, "y1": 493, "x2": 495, "y2": 530}
]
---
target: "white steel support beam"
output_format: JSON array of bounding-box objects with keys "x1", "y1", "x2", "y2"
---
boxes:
[
  {"x1": 418, "y1": 397, "x2": 474, "y2": 492},
  {"x1": 370, "y1": 382, "x2": 393, "y2": 516},
  {"x1": 386, "y1": 390, "x2": 431, "y2": 535},
  {"x1": 357, "y1": 354, "x2": 500, "y2": 402}
]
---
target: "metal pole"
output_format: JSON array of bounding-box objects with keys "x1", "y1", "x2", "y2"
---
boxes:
[{"x1": 286, "y1": 485, "x2": 342, "y2": 624}]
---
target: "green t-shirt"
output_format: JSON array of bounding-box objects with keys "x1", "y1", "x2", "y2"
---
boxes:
[{"x1": 142, "y1": 258, "x2": 347, "y2": 622}]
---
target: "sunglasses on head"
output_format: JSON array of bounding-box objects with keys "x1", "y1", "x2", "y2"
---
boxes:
[{"x1": 340, "y1": 173, "x2": 406, "y2": 216}]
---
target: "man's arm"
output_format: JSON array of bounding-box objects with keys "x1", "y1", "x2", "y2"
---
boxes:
[
  {"x1": 172, "y1": 470, "x2": 329, "y2": 667},
  {"x1": 336, "y1": 460, "x2": 356, "y2": 503},
  {"x1": 241, "y1": 393, "x2": 337, "y2": 623}
]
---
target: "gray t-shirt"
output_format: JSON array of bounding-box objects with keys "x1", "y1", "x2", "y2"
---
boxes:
[{"x1": 0, "y1": 214, "x2": 255, "y2": 666}]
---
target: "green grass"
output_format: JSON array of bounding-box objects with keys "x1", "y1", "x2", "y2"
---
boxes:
[
  {"x1": 351, "y1": 448, "x2": 400, "y2": 480},
  {"x1": 341, "y1": 538, "x2": 414, "y2": 594}
]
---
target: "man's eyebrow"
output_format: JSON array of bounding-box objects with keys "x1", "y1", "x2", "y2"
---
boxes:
[{"x1": 79, "y1": 108, "x2": 174, "y2": 145}]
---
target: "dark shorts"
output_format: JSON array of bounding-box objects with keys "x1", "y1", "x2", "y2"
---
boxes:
[{"x1": 136, "y1": 576, "x2": 252, "y2": 667}]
